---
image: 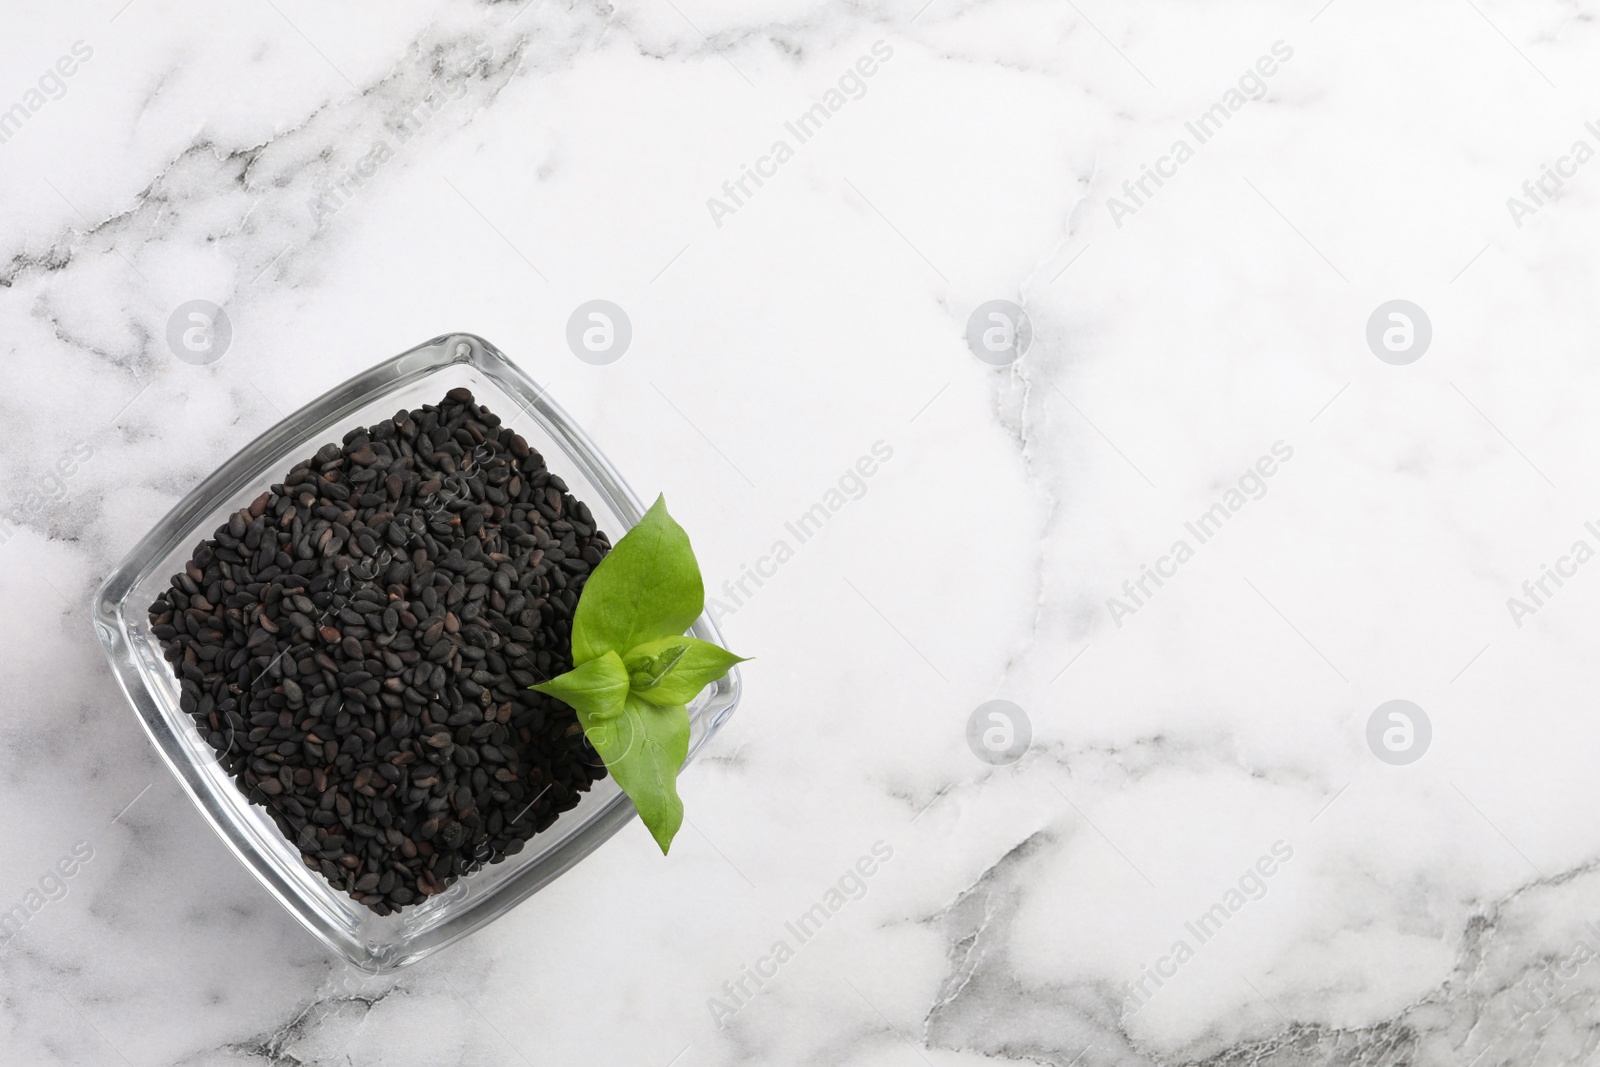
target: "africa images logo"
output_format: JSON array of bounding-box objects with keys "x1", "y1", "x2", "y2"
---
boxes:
[
  {"x1": 0, "y1": 41, "x2": 93, "y2": 147},
  {"x1": 704, "y1": 41, "x2": 895, "y2": 228},
  {"x1": 1105, "y1": 41, "x2": 1293, "y2": 228},
  {"x1": 1106, "y1": 441, "x2": 1294, "y2": 627}
]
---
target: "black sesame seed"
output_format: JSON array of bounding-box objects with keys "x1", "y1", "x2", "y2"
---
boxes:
[{"x1": 148, "y1": 390, "x2": 611, "y2": 912}]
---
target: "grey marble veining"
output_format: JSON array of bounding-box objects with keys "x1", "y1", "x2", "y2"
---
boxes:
[{"x1": 3, "y1": 1, "x2": 1599, "y2": 1064}]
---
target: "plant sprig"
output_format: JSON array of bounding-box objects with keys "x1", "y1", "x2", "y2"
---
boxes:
[{"x1": 530, "y1": 496, "x2": 745, "y2": 853}]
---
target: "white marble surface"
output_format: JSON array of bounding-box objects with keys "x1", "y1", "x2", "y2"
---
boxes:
[{"x1": 4, "y1": 1, "x2": 1600, "y2": 1064}]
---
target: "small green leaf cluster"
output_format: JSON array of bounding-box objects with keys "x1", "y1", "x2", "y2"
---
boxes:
[{"x1": 531, "y1": 496, "x2": 745, "y2": 853}]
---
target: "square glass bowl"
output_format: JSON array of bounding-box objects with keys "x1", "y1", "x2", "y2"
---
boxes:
[{"x1": 91, "y1": 333, "x2": 741, "y2": 972}]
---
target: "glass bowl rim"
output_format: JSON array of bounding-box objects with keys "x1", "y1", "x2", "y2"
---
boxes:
[{"x1": 90, "y1": 332, "x2": 741, "y2": 971}]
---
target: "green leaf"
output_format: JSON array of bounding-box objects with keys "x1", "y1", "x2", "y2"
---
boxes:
[
  {"x1": 624, "y1": 635, "x2": 748, "y2": 707},
  {"x1": 528, "y1": 651, "x2": 629, "y2": 721},
  {"x1": 582, "y1": 695, "x2": 691, "y2": 854},
  {"x1": 570, "y1": 495, "x2": 704, "y2": 666},
  {"x1": 529, "y1": 494, "x2": 745, "y2": 854}
]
